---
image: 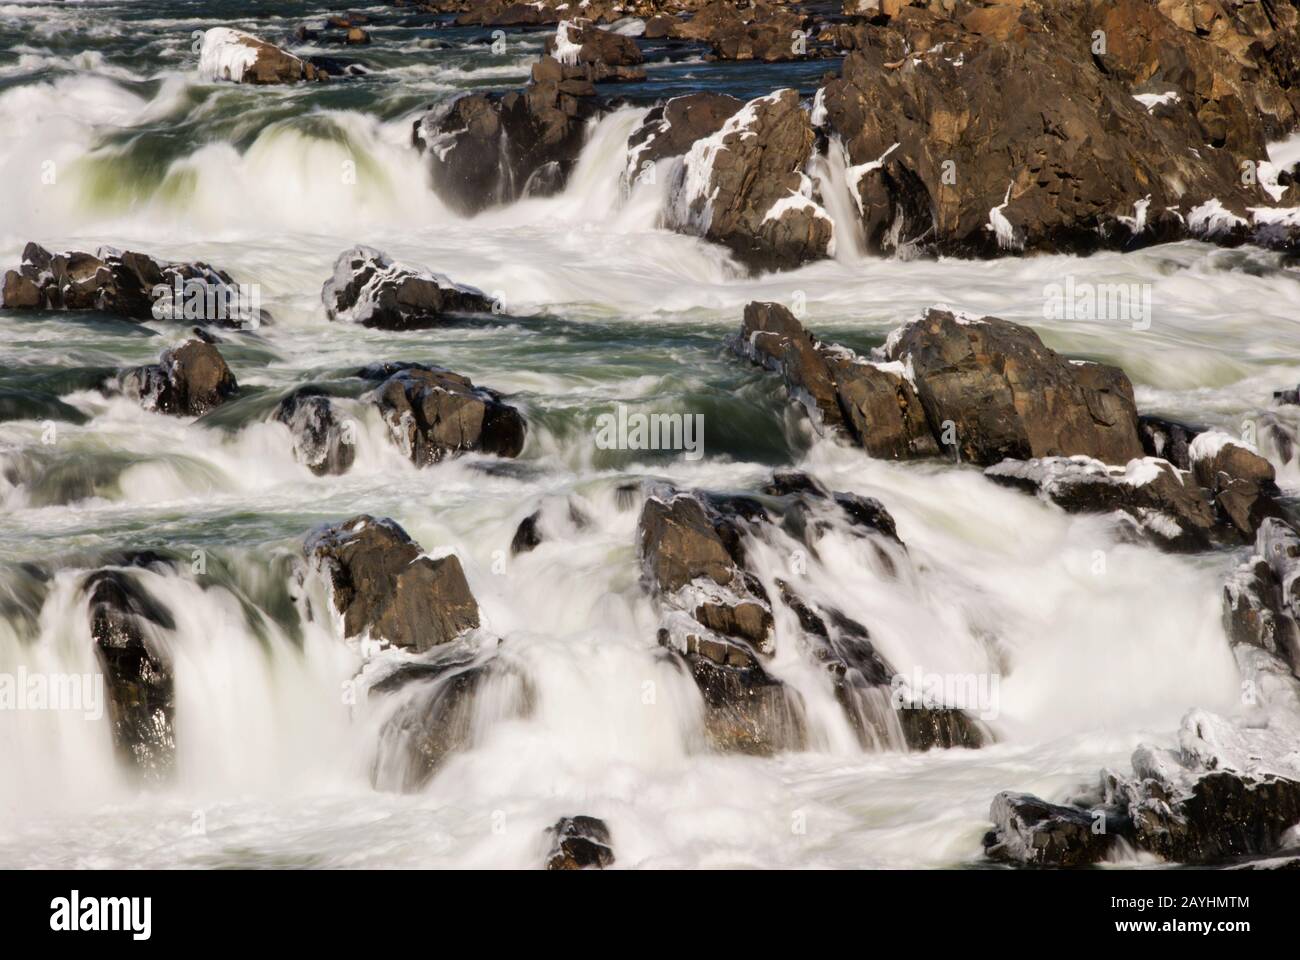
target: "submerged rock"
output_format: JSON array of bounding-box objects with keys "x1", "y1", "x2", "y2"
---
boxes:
[
  {"x1": 271, "y1": 386, "x2": 356, "y2": 476},
  {"x1": 119, "y1": 340, "x2": 239, "y2": 417},
  {"x1": 366, "y1": 364, "x2": 527, "y2": 466},
  {"x1": 1, "y1": 242, "x2": 261, "y2": 326},
  {"x1": 83, "y1": 569, "x2": 175, "y2": 780},
  {"x1": 304, "y1": 515, "x2": 480, "y2": 652},
  {"x1": 322, "y1": 246, "x2": 495, "y2": 329},
  {"x1": 369, "y1": 645, "x2": 533, "y2": 791},
  {"x1": 546, "y1": 815, "x2": 615, "y2": 870}
]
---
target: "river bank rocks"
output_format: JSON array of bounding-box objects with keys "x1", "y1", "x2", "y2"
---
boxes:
[
  {"x1": 546, "y1": 815, "x2": 615, "y2": 870},
  {"x1": 1, "y1": 243, "x2": 260, "y2": 326},
  {"x1": 359, "y1": 362, "x2": 526, "y2": 466},
  {"x1": 83, "y1": 568, "x2": 176, "y2": 780},
  {"x1": 816, "y1": 0, "x2": 1299, "y2": 258},
  {"x1": 119, "y1": 340, "x2": 238, "y2": 418},
  {"x1": 271, "y1": 387, "x2": 357, "y2": 477},
  {"x1": 666, "y1": 89, "x2": 833, "y2": 272},
  {"x1": 322, "y1": 247, "x2": 494, "y2": 329},
  {"x1": 199, "y1": 27, "x2": 331, "y2": 83},
  {"x1": 303, "y1": 515, "x2": 480, "y2": 651},
  {"x1": 984, "y1": 708, "x2": 1300, "y2": 866},
  {"x1": 638, "y1": 480, "x2": 986, "y2": 754}
]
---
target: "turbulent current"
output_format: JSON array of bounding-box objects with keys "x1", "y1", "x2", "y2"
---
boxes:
[{"x1": 1, "y1": 0, "x2": 1298, "y2": 869}]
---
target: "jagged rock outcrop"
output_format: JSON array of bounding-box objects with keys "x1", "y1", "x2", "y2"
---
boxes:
[
  {"x1": 1189, "y1": 431, "x2": 1284, "y2": 541},
  {"x1": 271, "y1": 387, "x2": 356, "y2": 477},
  {"x1": 732, "y1": 301, "x2": 938, "y2": 458},
  {"x1": 985, "y1": 709, "x2": 1300, "y2": 866},
  {"x1": 625, "y1": 92, "x2": 743, "y2": 183},
  {"x1": 1, "y1": 242, "x2": 260, "y2": 326},
  {"x1": 322, "y1": 247, "x2": 494, "y2": 329},
  {"x1": 546, "y1": 815, "x2": 615, "y2": 870},
  {"x1": 361, "y1": 363, "x2": 526, "y2": 466},
  {"x1": 666, "y1": 89, "x2": 833, "y2": 272},
  {"x1": 639, "y1": 479, "x2": 986, "y2": 754},
  {"x1": 985, "y1": 455, "x2": 1219, "y2": 552},
  {"x1": 83, "y1": 568, "x2": 175, "y2": 780},
  {"x1": 818, "y1": 0, "x2": 1297, "y2": 257},
  {"x1": 545, "y1": 18, "x2": 646, "y2": 79},
  {"x1": 1138, "y1": 414, "x2": 1203, "y2": 471},
  {"x1": 119, "y1": 340, "x2": 238, "y2": 417},
  {"x1": 884, "y1": 309, "x2": 1144, "y2": 466},
  {"x1": 303, "y1": 515, "x2": 480, "y2": 651},
  {"x1": 1223, "y1": 517, "x2": 1300, "y2": 679}
]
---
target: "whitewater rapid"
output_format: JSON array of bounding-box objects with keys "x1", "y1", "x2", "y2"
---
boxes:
[{"x1": 1, "y1": 0, "x2": 1298, "y2": 868}]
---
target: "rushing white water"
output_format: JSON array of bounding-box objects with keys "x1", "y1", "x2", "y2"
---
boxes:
[{"x1": 1, "y1": 0, "x2": 1298, "y2": 869}]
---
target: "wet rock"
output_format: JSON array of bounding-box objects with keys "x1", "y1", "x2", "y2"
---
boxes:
[
  {"x1": 625, "y1": 92, "x2": 742, "y2": 182},
  {"x1": 819, "y1": 2, "x2": 1287, "y2": 258},
  {"x1": 546, "y1": 815, "x2": 615, "y2": 870},
  {"x1": 1222, "y1": 517, "x2": 1300, "y2": 678},
  {"x1": 984, "y1": 792, "x2": 1119, "y2": 867},
  {"x1": 885, "y1": 309, "x2": 1144, "y2": 466},
  {"x1": 545, "y1": 18, "x2": 645, "y2": 77},
  {"x1": 199, "y1": 27, "x2": 330, "y2": 83},
  {"x1": 985, "y1": 455, "x2": 1219, "y2": 552},
  {"x1": 272, "y1": 386, "x2": 356, "y2": 477},
  {"x1": 666, "y1": 89, "x2": 832, "y2": 273},
  {"x1": 368, "y1": 645, "x2": 534, "y2": 791},
  {"x1": 322, "y1": 246, "x2": 494, "y2": 329},
  {"x1": 731, "y1": 301, "x2": 938, "y2": 459},
  {"x1": 1189, "y1": 432, "x2": 1284, "y2": 542},
  {"x1": 1138, "y1": 414, "x2": 1203, "y2": 471},
  {"x1": 639, "y1": 491, "x2": 802, "y2": 753},
  {"x1": 672, "y1": 0, "x2": 810, "y2": 62},
  {"x1": 83, "y1": 569, "x2": 175, "y2": 779},
  {"x1": 1, "y1": 242, "x2": 260, "y2": 326},
  {"x1": 120, "y1": 340, "x2": 239, "y2": 417},
  {"x1": 510, "y1": 511, "x2": 543, "y2": 555},
  {"x1": 413, "y1": 50, "x2": 603, "y2": 215},
  {"x1": 304, "y1": 515, "x2": 480, "y2": 651},
  {"x1": 986, "y1": 708, "x2": 1300, "y2": 866},
  {"x1": 368, "y1": 364, "x2": 526, "y2": 466}
]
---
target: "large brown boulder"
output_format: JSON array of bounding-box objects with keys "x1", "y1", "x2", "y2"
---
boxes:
[
  {"x1": 199, "y1": 27, "x2": 328, "y2": 83},
  {"x1": 322, "y1": 247, "x2": 494, "y2": 329},
  {"x1": 119, "y1": 340, "x2": 238, "y2": 417},
  {"x1": 304, "y1": 515, "x2": 480, "y2": 652},
  {"x1": 884, "y1": 309, "x2": 1144, "y2": 466},
  {"x1": 545, "y1": 18, "x2": 645, "y2": 77},
  {"x1": 666, "y1": 89, "x2": 832, "y2": 272},
  {"x1": 364, "y1": 364, "x2": 526, "y2": 466}
]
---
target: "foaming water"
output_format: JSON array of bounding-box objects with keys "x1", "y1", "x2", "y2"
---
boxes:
[{"x1": 1, "y1": 0, "x2": 1298, "y2": 868}]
